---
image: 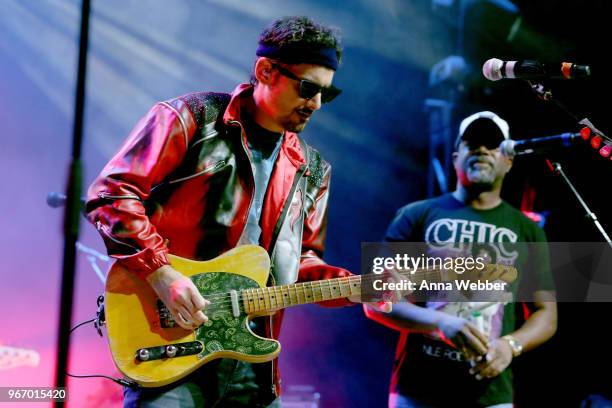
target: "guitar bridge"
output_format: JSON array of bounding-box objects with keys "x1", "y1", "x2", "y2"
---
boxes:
[{"x1": 135, "y1": 341, "x2": 204, "y2": 362}]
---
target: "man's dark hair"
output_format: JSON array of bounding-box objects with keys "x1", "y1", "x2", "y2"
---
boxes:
[
  {"x1": 259, "y1": 16, "x2": 342, "y2": 62},
  {"x1": 251, "y1": 16, "x2": 342, "y2": 85}
]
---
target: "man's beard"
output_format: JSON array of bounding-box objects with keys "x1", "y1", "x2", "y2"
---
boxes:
[
  {"x1": 462, "y1": 161, "x2": 496, "y2": 190},
  {"x1": 466, "y1": 167, "x2": 495, "y2": 186},
  {"x1": 280, "y1": 109, "x2": 313, "y2": 133},
  {"x1": 283, "y1": 120, "x2": 307, "y2": 133}
]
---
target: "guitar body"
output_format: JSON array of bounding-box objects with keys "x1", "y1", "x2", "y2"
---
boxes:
[{"x1": 105, "y1": 245, "x2": 280, "y2": 388}]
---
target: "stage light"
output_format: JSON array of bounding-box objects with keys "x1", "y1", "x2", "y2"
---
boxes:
[
  {"x1": 599, "y1": 143, "x2": 612, "y2": 158},
  {"x1": 580, "y1": 127, "x2": 591, "y2": 140}
]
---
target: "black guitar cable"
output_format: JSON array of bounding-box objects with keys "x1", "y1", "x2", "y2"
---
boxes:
[{"x1": 65, "y1": 296, "x2": 141, "y2": 390}]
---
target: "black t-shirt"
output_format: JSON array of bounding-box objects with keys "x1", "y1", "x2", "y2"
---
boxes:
[{"x1": 385, "y1": 193, "x2": 553, "y2": 406}]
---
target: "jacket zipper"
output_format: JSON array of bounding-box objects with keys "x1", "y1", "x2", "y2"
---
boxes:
[
  {"x1": 98, "y1": 192, "x2": 140, "y2": 200},
  {"x1": 96, "y1": 221, "x2": 140, "y2": 253},
  {"x1": 167, "y1": 159, "x2": 227, "y2": 184}
]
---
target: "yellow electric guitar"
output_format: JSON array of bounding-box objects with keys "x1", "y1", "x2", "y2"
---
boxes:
[{"x1": 104, "y1": 245, "x2": 517, "y2": 387}]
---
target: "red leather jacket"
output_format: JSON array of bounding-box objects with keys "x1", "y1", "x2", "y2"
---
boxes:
[{"x1": 85, "y1": 83, "x2": 352, "y2": 395}]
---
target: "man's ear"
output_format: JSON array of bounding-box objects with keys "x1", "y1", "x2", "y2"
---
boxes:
[
  {"x1": 255, "y1": 58, "x2": 275, "y2": 84},
  {"x1": 451, "y1": 151, "x2": 458, "y2": 166}
]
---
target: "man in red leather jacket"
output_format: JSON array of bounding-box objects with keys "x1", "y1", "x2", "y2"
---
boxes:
[{"x1": 86, "y1": 16, "x2": 388, "y2": 407}]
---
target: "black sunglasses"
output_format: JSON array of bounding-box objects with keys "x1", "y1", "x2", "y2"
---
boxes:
[
  {"x1": 271, "y1": 64, "x2": 342, "y2": 104},
  {"x1": 463, "y1": 136, "x2": 503, "y2": 150}
]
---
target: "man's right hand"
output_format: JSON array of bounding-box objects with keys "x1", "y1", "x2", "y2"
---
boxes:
[
  {"x1": 438, "y1": 314, "x2": 488, "y2": 360},
  {"x1": 146, "y1": 265, "x2": 210, "y2": 330}
]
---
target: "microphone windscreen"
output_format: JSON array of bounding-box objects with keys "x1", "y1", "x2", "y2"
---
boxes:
[
  {"x1": 46, "y1": 191, "x2": 67, "y2": 208},
  {"x1": 483, "y1": 58, "x2": 503, "y2": 81},
  {"x1": 499, "y1": 140, "x2": 516, "y2": 157}
]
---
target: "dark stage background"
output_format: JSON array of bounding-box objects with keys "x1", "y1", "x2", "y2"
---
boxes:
[{"x1": 0, "y1": 0, "x2": 610, "y2": 406}]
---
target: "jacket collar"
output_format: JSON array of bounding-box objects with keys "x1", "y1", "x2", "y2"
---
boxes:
[{"x1": 223, "y1": 83, "x2": 307, "y2": 168}]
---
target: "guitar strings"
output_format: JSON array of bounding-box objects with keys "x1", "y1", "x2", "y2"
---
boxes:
[
  {"x1": 162, "y1": 265, "x2": 512, "y2": 327},
  {"x1": 176, "y1": 263, "x2": 511, "y2": 321},
  {"x1": 200, "y1": 265, "x2": 506, "y2": 310},
  {"x1": 186, "y1": 276, "x2": 366, "y2": 315},
  {"x1": 189, "y1": 265, "x2": 497, "y2": 311}
]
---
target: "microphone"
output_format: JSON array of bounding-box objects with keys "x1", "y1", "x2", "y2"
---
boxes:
[
  {"x1": 500, "y1": 132, "x2": 581, "y2": 157},
  {"x1": 47, "y1": 191, "x2": 67, "y2": 208},
  {"x1": 483, "y1": 58, "x2": 590, "y2": 81},
  {"x1": 46, "y1": 191, "x2": 86, "y2": 210}
]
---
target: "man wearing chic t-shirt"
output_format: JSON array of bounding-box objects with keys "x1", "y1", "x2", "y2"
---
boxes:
[{"x1": 365, "y1": 111, "x2": 557, "y2": 407}]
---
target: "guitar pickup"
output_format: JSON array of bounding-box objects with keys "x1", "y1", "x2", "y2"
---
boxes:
[{"x1": 135, "y1": 341, "x2": 203, "y2": 362}]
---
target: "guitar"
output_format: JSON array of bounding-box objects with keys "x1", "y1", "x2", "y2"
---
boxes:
[
  {"x1": 0, "y1": 346, "x2": 40, "y2": 370},
  {"x1": 104, "y1": 245, "x2": 517, "y2": 387}
]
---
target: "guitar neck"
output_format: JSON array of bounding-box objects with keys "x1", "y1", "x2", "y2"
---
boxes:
[
  {"x1": 240, "y1": 267, "x2": 446, "y2": 313},
  {"x1": 241, "y1": 275, "x2": 362, "y2": 313}
]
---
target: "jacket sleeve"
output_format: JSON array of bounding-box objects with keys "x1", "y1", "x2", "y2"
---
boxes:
[
  {"x1": 298, "y1": 162, "x2": 354, "y2": 307},
  {"x1": 85, "y1": 101, "x2": 195, "y2": 279}
]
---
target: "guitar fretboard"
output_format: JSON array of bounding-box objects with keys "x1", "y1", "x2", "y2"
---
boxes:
[
  {"x1": 239, "y1": 263, "x2": 515, "y2": 314},
  {"x1": 241, "y1": 276, "x2": 362, "y2": 313}
]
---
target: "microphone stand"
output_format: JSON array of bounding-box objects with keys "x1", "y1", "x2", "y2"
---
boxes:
[
  {"x1": 528, "y1": 80, "x2": 612, "y2": 143},
  {"x1": 528, "y1": 80, "x2": 612, "y2": 246},
  {"x1": 54, "y1": 0, "x2": 91, "y2": 405},
  {"x1": 547, "y1": 161, "x2": 612, "y2": 248}
]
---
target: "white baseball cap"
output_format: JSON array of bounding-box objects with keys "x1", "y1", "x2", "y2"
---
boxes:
[{"x1": 455, "y1": 111, "x2": 510, "y2": 150}]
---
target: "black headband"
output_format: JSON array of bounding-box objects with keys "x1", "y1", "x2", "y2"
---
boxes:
[{"x1": 256, "y1": 43, "x2": 339, "y2": 71}]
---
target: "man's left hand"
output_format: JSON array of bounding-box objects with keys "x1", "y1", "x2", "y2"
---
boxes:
[{"x1": 469, "y1": 337, "x2": 513, "y2": 380}]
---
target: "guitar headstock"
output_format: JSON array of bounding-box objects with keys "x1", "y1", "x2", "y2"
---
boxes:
[{"x1": 0, "y1": 346, "x2": 40, "y2": 370}]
